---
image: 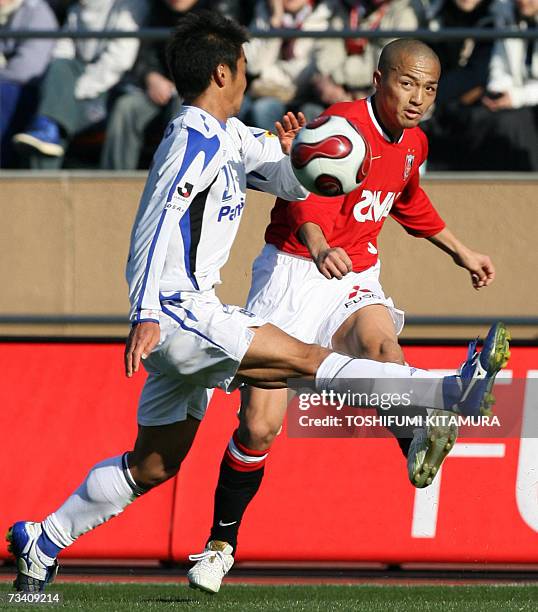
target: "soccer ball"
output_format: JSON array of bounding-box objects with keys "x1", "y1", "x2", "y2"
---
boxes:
[{"x1": 290, "y1": 115, "x2": 371, "y2": 197}]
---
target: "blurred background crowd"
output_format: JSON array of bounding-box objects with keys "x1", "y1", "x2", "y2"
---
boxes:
[{"x1": 0, "y1": 0, "x2": 536, "y2": 171}]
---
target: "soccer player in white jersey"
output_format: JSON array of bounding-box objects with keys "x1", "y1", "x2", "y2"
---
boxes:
[{"x1": 7, "y1": 13, "x2": 509, "y2": 593}]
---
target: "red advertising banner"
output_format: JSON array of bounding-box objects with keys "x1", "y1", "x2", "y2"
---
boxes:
[{"x1": 1, "y1": 342, "x2": 537, "y2": 563}]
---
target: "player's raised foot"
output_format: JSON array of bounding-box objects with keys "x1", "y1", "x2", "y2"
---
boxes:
[
  {"x1": 457, "y1": 322, "x2": 511, "y2": 416},
  {"x1": 6, "y1": 522, "x2": 59, "y2": 592},
  {"x1": 443, "y1": 322, "x2": 511, "y2": 417},
  {"x1": 187, "y1": 540, "x2": 234, "y2": 594},
  {"x1": 407, "y1": 410, "x2": 458, "y2": 488}
]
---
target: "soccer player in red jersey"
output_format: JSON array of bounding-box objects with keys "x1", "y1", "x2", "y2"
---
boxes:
[{"x1": 188, "y1": 39, "x2": 497, "y2": 593}]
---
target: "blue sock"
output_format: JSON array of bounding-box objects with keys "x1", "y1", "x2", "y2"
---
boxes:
[
  {"x1": 37, "y1": 527, "x2": 62, "y2": 558},
  {"x1": 442, "y1": 375, "x2": 463, "y2": 413}
]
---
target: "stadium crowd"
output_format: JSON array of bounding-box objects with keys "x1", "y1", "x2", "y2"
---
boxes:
[{"x1": 0, "y1": 0, "x2": 536, "y2": 171}]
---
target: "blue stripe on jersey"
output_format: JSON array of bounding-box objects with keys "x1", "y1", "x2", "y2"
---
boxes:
[
  {"x1": 137, "y1": 125, "x2": 220, "y2": 313},
  {"x1": 166, "y1": 126, "x2": 220, "y2": 205},
  {"x1": 135, "y1": 208, "x2": 167, "y2": 321},
  {"x1": 179, "y1": 209, "x2": 199, "y2": 290},
  {"x1": 159, "y1": 291, "x2": 198, "y2": 321},
  {"x1": 167, "y1": 126, "x2": 220, "y2": 290},
  {"x1": 161, "y1": 304, "x2": 226, "y2": 352},
  {"x1": 159, "y1": 291, "x2": 182, "y2": 301}
]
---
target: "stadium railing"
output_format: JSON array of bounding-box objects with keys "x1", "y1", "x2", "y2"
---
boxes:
[{"x1": 1, "y1": 28, "x2": 536, "y2": 41}]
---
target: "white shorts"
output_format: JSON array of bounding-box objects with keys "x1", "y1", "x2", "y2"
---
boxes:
[
  {"x1": 137, "y1": 290, "x2": 266, "y2": 426},
  {"x1": 246, "y1": 244, "x2": 404, "y2": 348}
]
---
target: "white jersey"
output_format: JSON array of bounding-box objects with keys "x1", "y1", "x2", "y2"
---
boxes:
[{"x1": 126, "y1": 106, "x2": 308, "y2": 324}]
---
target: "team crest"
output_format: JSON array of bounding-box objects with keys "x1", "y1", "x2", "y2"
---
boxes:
[{"x1": 403, "y1": 153, "x2": 415, "y2": 180}]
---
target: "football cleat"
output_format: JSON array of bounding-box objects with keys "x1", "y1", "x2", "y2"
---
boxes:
[
  {"x1": 443, "y1": 322, "x2": 511, "y2": 417},
  {"x1": 407, "y1": 410, "x2": 458, "y2": 488},
  {"x1": 6, "y1": 522, "x2": 59, "y2": 592},
  {"x1": 187, "y1": 540, "x2": 234, "y2": 594}
]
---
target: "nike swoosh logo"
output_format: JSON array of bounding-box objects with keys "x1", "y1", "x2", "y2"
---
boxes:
[{"x1": 218, "y1": 520, "x2": 237, "y2": 527}]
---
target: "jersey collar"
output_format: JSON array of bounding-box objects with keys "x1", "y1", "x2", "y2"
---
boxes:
[
  {"x1": 366, "y1": 96, "x2": 404, "y2": 144},
  {"x1": 184, "y1": 105, "x2": 227, "y2": 130}
]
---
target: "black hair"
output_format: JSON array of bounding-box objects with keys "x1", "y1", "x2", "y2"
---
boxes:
[
  {"x1": 378, "y1": 39, "x2": 440, "y2": 76},
  {"x1": 166, "y1": 10, "x2": 249, "y2": 102}
]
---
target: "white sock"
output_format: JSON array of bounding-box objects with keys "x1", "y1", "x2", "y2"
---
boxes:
[
  {"x1": 315, "y1": 352, "x2": 444, "y2": 411},
  {"x1": 42, "y1": 454, "x2": 144, "y2": 549}
]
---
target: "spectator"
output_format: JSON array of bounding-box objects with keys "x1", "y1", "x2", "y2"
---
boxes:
[
  {"x1": 421, "y1": 0, "x2": 513, "y2": 169},
  {"x1": 212, "y1": 0, "x2": 254, "y2": 24},
  {"x1": 101, "y1": 0, "x2": 211, "y2": 170},
  {"x1": 46, "y1": 0, "x2": 75, "y2": 24},
  {"x1": 242, "y1": 0, "x2": 341, "y2": 131},
  {"x1": 0, "y1": 0, "x2": 58, "y2": 167},
  {"x1": 101, "y1": 0, "x2": 242, "y2": 170},
  {"x1": 303, "y1": 0, "x2": 420, "y2": 117},
  {"x1": 12, "y1": 0, "x2": 149, "y2": 169},
  {"x1": 472, "y1": 0, "x2": 538, "y2": 169},
  {"x1": 427, "y1": 0, "x2": 512, "y2": 104}
]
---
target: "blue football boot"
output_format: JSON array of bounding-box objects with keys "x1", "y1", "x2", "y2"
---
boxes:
[
  {"x1": 446, "y1": 322, "x2": 511, "y2": 417},
  {"x1": 6, "y1": 522, "x2": 59, "y2": 592}
]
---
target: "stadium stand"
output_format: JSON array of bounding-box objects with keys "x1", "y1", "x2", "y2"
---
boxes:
[
  {"x1": 11, "y1": 0, "x2": 149, "y2": 169},
  {"x1": 303, "y1": 0, "x2": 421, "y2": 118},
  {"x1": 0, "y1": 0, "x2": 58, "y2": 168},
  {"x1": 239, "y1": 0, "x2": 342, "y2": 131},
  {"x1": 0, "y1": 0, "x2": 536, "y2": 169}
]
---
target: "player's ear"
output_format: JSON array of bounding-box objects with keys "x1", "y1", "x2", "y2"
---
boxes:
[
  {"x1": 373, "y1": 70, "x2": 382, "y2": 90},
  {"x1": 213, "y1": 64, "x2": 227, "y2": 88}
]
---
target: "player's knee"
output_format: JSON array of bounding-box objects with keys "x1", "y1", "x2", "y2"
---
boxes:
[
  {"x1": 361, "y1": 338, "x2": 404, "y2": 364},
  {"x1": 294, "y1": 343, "x2": 329, "y2": 377},
  {"x1": 129, "y1": 457, "x2": 182, "y2": 489},
  {"x1": 240, "y1": 419, "x2": 280, "y2": 450}
]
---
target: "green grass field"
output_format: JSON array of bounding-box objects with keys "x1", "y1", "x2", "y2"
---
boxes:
[{"x1": 1, "y1": 583, "x2": 538, "y2": 612}]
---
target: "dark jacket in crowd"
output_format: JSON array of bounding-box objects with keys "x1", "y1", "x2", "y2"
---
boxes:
[{"x1": 427, "y1": 0, "x2": 513, "y2": 104}]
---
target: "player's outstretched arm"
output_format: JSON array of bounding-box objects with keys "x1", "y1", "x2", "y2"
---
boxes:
[
  {"x1": 124, "y1": 321, "x2": 160, "y2": 378},
  {"x1": 427, "y1": 227, "x2": 496, "y2": 290},
  {"x1": 298, "y1": 222, "x2": 352, "y2": 280}
]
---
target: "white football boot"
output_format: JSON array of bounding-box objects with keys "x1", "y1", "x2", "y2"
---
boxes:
[
  {"x1": 187, "y1": 540, "x2": 234, "y2": 594},
  {"x1": 407, "y1": 410, "x2": 458, "y2": 488}
]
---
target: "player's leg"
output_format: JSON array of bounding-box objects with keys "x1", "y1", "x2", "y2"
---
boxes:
[
  {"x1": 332, "y1": 304, "x2": 457, "y2": 487},
  {"x1": 331, "y1": 303, "x2": 415, "y2": 449},
  {"x1": 188, "y1": 386, "x2": 287, "y2": 593},
  {"x1": 331, "y1": 303, "x2": 404, "y2": 365},
  {"x1": 7, "y1": 418, "x2": 200, "y2": 592},
  {"x1": 7, "y1": 370, "x2": 209, "y2": 593},
  {"x1": 236, "y1": 320, "x2": 510, "y2": 419}
]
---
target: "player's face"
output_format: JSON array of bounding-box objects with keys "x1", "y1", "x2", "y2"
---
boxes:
[{"x1": 373, "y1": 54, "x2": 440, "y2": 137}]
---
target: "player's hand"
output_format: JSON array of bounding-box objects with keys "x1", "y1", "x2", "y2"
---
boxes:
[
  {"x1": 124, "y1": 321, "x2": 160, "y2": 378},
  {"x1": 453, "y1": 249, "x2": 495, "y2": 290},
  {"x1": 275, "y1": 111, "x2": 306, "y2": 155},
  {"x1": 314, "y1": 247, "x2": 353, "y2": 280}
]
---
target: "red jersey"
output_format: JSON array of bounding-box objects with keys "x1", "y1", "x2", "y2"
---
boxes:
[{"x1": 265, "y1": 97, "x2": 446, "y2": 272}]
